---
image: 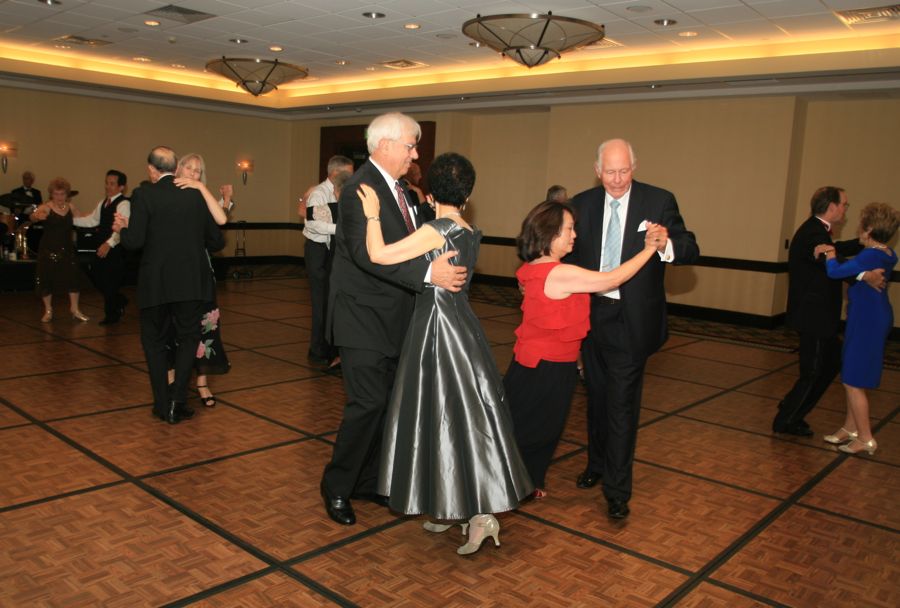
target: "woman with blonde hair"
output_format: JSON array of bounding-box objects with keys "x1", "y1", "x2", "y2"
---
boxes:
[
  {"x1": 166, "y1": 153, "x2": 232, "y2": 406},
  {"x1": 29, "y1": 177, "x2": 90, "y2": 322},
  {"x1": 819, "y1": 202, "x2": 899, "y2": 455}
]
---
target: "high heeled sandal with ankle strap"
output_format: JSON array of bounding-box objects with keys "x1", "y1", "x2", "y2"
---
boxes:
[
  {"x1": 196, "y1": 384, "x2": 216, "y2": 407},
  {"x1": 423, "y1": 520, "x2": 469, "y2": 535},
  {"x1": 71, "y1": 310, "x2": 89, "y2": 322},
  {"x1": 838, "y1": 438, "x2": 877, "y2": 455},
  {"x1": 457, "y1": 514, "x2": 500, "y2": 556},
  {"x1": 824, "y1": 428, "x2": 858, "y2": 445}
]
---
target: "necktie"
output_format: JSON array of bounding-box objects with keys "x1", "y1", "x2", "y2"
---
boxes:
[
  {"x1": 394, "y1": 181, "x2": 415, "y2": 234},
  {"x1": 103, "y1": 198, "x2": 111, "y2": 208},
  {"x1": 601, "y1": 199, "x2": 622, "y2": 272}
]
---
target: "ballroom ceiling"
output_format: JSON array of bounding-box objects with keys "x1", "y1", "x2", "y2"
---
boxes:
[{"x1": 1, "y1": 0, "x2": 899, "y2": 115}]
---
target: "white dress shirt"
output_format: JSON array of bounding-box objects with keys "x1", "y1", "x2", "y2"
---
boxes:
[{"x1": 72, "y1": 193, "x2": 130, "y2": 248}]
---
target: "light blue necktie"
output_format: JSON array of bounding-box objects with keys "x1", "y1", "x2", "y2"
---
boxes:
[{"x1": 601, "y1": 199, "x2": 621, "y2": 272}]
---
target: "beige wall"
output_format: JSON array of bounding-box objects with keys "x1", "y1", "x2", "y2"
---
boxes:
[{"x1": 2, "y1": 86, "x2": 897, "y2": 326}]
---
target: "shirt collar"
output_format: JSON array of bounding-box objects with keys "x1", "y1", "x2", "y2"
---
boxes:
[{"x1": 815, "y1": 215, "x2": 831, "y2": 231}]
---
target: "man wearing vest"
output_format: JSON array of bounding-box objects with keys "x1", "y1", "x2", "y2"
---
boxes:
[{"x1": 74, "y1": 170, "x2": 130, "y2": 325}]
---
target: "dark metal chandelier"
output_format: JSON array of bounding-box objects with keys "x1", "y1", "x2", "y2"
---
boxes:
[
  {"x1": 205, "y1": 57, "x2": 308, "y2": 96},
  {"x1": 462, "y1": 12, "x2": 605, "y2": 68}
]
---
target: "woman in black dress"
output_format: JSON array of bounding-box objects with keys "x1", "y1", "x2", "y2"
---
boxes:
[{"x1": 29, "y1": 177, "x2": 89, "y2": 323}]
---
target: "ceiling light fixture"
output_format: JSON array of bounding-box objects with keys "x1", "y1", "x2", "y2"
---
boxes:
[
  {"x1": 205, "y1": 57, "x2": 308, "y2": 96},
  {"x1": 132, "y1": 56, "x2": 152, "y2": 62},
  {"x1": 144, "y1": 20, "x2": 160, "y2": 27},
  {"x1": 404, "y1": 23, "x2": 421, "y2": 30},
  {"x1": 362, "y1": 12, "x2": 385, "y2": 19},
  {"x1": 335, "y1": 59, "x2": 348, "y2": 65},
  {"x1": 462, "y1": 12, "x2": 605, "y2": 68},
  {"x1": 170, "y1": 63, "x2": 186, "y2": 69},
  {"x1": 654, "y1": 19, "x2": 678, "y2": 27},
  {"x1": 626, "y1": 5, "x2": 653, "y2": 13},
  {"x1": 230, "y1": 38, "x2": 248, "y2": 44},
  {"x1": 269, "y1": 45, "x2": 283, "y2": 52},
  {"x1": 678, "y1": 31, "x2": 699, "y2": 37},
  {"x1": 38, "y1": 0, "x2": 62, "y2": 6}
]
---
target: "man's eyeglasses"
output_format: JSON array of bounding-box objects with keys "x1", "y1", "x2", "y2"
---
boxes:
[{"x1": 396, "y1": 141, "x2": 418, "y2": 152}]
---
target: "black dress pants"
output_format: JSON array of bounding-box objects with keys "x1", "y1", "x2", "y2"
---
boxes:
[
  {"x1": 140, "y1": 300, "x2": 205, "y2": 413},
  {"x1": 88, "y1": 247, "x2": 126, "y2": 321},
  {"x1": 773, "y1": 332, "x2": 841, "y2": 431},
  {"x1": 322, "y1": 347, "x2": 397, "y2": 497},
  {"x1": 305, "y1": 240, "x2": 333, "y2": 360},
  {"x1": 582, "y1": 299, "x2": 646, "y2": 503},
  {"x1": 505, "y1": 358, "x2": 578, "y2": 488}
]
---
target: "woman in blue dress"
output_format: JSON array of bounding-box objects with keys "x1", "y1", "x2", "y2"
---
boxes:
[
  {"x1": 358, "y1": 153, "x2": 532, "y2": 556},
  {"x1": 820, "y1": 202, "x2": 899, "y2": 455}
]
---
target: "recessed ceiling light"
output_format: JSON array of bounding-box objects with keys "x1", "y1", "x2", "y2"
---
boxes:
[
  {"x1": 144, "y1": 20, "x2": 160, "y2": 27},
  {"x1": 269, "y1": 45, "x2": 283, "y2": 52},
  {"x1": 626, "y1": 5, "x2": 652, "y2": 13},
  {"x1": 404, "y1": 23, "x2": 420, "y2": 30},
  {"x1": 654, "y1": 19, "x2": 677, "y2": 27},
  {"x1": 335, "y1": 59, "x2": 348, "y2": 65},
  {"x1": 649, "y1": 84, "x2": 660, "y2": 89},
  {"x1": 170, "y1": 63, "x2": 186, "y2": 69},
  {"x1": 468, "y1": 41, "x2": 481, "y2": 48},
  {"x1": 678, "y1": 31, "x2": 699, "y2": 37},
  {"x1": 132, "y1": 56, "x2": 152, "y2": 62},
  {"x1": 365, "y1": 66, "x2": 377, "y2": 71},
  {"x1": 230, "y1": 38, "x2": 248, "y2": 44},
  {"x1": 38, "y1": 0, "x2": 62, "y2": 6},
  {"x1": 54, "y1": 43, "x2": 71, "y2": 49},
  {"x1": 362, "y1": 12, "x2": 385, "y2": 19}
]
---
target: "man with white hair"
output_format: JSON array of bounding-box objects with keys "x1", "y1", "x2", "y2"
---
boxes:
[
  {"x1": 568, "y1": 138, "x2": 699, "y2": 520},
  {"x1": 320, "y1": 112, "x2": 466, "y2": 525}
]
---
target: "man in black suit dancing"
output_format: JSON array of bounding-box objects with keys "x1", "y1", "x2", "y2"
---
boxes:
[
  {"x1": 569, "y1": 138, "x2": 699, "y2": 520},
  {"x1": 113, "y1": 146, "x2": 224, "y2": 424},
  {"x1": 772, "y1": 186, "x2": 883, "y2": 436},
  {"x1": 320, "y1": 112, "x2": 465, "y2": 525}
]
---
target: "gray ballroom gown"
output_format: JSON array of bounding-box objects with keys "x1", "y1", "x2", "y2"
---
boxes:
[{"x1": 377, "y1": 218, "x2": 533, "y2": 520}]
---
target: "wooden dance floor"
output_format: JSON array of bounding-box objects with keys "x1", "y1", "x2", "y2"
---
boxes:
[{"x1": 1, "y1": 274, "x2": 898, "y2": 607}]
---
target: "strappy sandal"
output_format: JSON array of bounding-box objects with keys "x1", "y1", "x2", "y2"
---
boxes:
[{"x1": 196, "y1": 384, "x2": 216, "y2": 408}]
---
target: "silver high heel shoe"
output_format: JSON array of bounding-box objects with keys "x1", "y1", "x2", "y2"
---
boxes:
[
  {"x1": 838, "y1": 438, "x2": 877, "y2": 455},
  {"x1": 423, "y1": 520, "x2": 469, "y2": 535},
  {"x1": 457, "y1": 514, "x2": 500, "y2": 556},
  {"x1": 71, "y1": 310, "x2": 89, "y2": 322},
  {"x1": 824, "y1": 428, "x2": 858, "y2": 445}
]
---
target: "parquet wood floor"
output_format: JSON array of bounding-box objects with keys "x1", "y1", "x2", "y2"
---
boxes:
[{"x1": 1, "y1": 274, "x2": 897, "y2": 607}]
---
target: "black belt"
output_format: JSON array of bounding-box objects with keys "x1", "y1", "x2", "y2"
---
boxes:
[{"x1": 593, "y1": 295, "x2": 621, "y2": 306}]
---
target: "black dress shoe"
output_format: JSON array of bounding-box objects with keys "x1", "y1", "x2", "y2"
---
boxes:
[
  {"x1": 576, "y1": 469, "x2": 602, "y2": 489},
  {"x1": 781, "y1": 424, "x2": 814, "y2": 437},
  {"x1": 163, "y1": 401, "x2": 181, "y2": 425},
  {"x1": 175, "y1": 402, "x2": 195, "y2": 420},
  {"x1": 98, "y1": 316, "x2": 120, "y2": 326},
  {"x1": 308, "y1": 351, "x2": 330, "y2": 365},
  {"x1": 607, "y1": 498, "x2": 630, "y2": 520},
  {"x1": 352, "y1": 492, "x2": 390, "y2": 507},
  {"x1": 321, "y1": 480, "x2": 355, "y2": 525}
]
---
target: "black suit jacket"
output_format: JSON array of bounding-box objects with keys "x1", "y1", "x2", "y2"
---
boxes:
[
  {"x1": 568, "y1": 180, "x2": 699, "y2": 360},
  {"x1": 785, "y1": 216, "x2": 861, "y2": 337},
  {"x1": 327, "y1": 159, "x2": 429, "y2": 357},
  {"x1": 119, "y1": 175, "x2": 224, "y2": 309},
  {"x1": 10, "y1": 186, "x2": 42, "y2": 204}
]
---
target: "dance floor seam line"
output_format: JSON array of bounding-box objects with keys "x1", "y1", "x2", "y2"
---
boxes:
[
  {"x1": 0, "y1": 479, "x2": 127, "y2": 514},
  {"x1": 794, "y1": 502, "x2": 900, "y2": 535},
  {"x1": 515, "y1": 510, "x2": 695, "y2": 577},
  {"x1": 697, "y1": 579, "x2": 791, "y2": 608}
]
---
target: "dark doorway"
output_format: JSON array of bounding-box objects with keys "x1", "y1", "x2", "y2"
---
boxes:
[{"x1": 319, "y1": 121, "x2": 436, "y2": 183}]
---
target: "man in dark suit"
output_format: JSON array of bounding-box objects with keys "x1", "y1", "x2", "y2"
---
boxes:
[
  {"x1": 568, "y1": 138, "x2": 699, "y2": 520},
  {"x1": 320, "y1": 112, "x2": 465, "y2": 525},
  {"x1": 73, "y1": 170, "x2": 130, "y2": 325},
  {"x1": 10, "y1": 170, "x2": 42, "y2": 205},
  {"x1": 772, "y1": 186, "x2": 882, "y2": 436},
  {"x1": 113, "y1": 146, "x2": 224, "y2": 424}
]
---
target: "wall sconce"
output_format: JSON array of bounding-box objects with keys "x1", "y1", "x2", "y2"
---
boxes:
[
  {"x1": 236, "y1": 159, "x2": 253, "y2": 185},
  {"x1": 0, "y1": 142, "x2": 17, "y2": 174}
]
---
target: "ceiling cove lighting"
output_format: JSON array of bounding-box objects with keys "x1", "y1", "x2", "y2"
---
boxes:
[{"x1": 462, "y1": 12, "x2": 605, "y2": 68}]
